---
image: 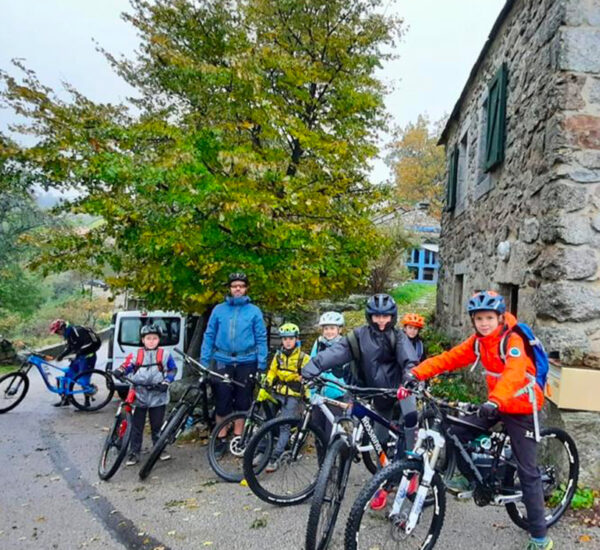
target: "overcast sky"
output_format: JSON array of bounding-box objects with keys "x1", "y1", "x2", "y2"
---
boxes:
[{"x1": 0, "y1": 0, "x2": 506, "y2": 194}]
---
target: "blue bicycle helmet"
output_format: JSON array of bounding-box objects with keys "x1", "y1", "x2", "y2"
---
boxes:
[
  {"x1": 365, "y1": 293, "x2": 398, "y2": 329},
  {"x1": 467, "y1": 290, "x2": 506, "y2": 314}
]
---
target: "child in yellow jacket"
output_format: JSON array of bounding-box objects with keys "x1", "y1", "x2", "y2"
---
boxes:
[{"x1": 265, "y1": 323, "x2": 310, "y2": 471}]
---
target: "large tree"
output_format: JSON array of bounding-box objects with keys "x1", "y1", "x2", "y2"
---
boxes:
[
  {"x1": 0, "y1": 0, "x2": 403, "y2": 314},
  {"x1": 387, "y1": 114, "x2": 446, "y2": 218}
]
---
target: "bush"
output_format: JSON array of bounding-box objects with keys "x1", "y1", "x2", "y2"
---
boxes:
[{"x1": 428, "y1": 372, "x2": 483, "y2": 404}]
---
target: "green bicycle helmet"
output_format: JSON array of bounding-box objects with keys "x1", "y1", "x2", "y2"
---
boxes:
[{"x1": 279, "y1": 323, "x2": 300, "y2": 338}]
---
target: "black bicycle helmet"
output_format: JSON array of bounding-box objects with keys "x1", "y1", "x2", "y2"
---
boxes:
[
  {"x1": 140, "y1": 324, "x2": 162, "y2": 337},
  {"x1": 227, "y1": 272, "x2": 249, "y2": 286},
  {"x1": 365, "y1": 293, "x2": 398, "y2": 329}
]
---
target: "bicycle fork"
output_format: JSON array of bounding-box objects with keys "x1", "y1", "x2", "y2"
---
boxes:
[{"x1": 389, "y1": 427, "x2": 445, "y2": 534}]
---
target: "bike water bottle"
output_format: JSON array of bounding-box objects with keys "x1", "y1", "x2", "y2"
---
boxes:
[{"x1": 184, "y1": 416, "x2": 194, "y2": 431}]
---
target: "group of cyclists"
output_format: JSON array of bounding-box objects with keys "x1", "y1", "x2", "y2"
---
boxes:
[{"x1": 48, "y1": 271, "x2": 558, "y2": 550}]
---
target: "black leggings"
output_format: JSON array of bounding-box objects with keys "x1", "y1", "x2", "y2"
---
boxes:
[{"x1": 130, "y1": 405, "x2": 166, "y2": 455}]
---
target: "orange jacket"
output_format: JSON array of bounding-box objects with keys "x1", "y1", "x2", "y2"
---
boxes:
[{"x1": 412, "y1": 313, "x2": 544, "y2": 414}]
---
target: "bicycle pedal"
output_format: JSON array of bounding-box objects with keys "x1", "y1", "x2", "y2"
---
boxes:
[{"x1": 455, "y1": 490, "x2": 474, "y2": 500}]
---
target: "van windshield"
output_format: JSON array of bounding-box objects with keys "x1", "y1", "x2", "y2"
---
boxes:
[{"x1": 118, "y1": 317, "x2": 181, "y2": 347}]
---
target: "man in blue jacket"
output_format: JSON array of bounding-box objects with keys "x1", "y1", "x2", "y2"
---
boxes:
[{"x1": 200, "y1": 272, "x2": 268, "y2": 456}]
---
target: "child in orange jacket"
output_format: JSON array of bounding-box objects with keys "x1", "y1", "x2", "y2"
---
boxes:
[{"x1": 403, "y1": 291, "x2": 551, "y2": 550}]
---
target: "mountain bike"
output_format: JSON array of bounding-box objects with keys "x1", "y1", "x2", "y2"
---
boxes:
[
  {"x1": 98, "y1": 372, "x2": 163, "y2": 480},
  {"x1": 207, "y1": 375, "x2": 278, "y2": 482},
  {"x1": 344, "y1": 385, "x2": 579, "y2": 550},
  {"x1": 0, "y1": 352, "x2": 114, "y2": 413},
  {"x1": 242, "y1": 378, "x2": 407, "y2": 508},
  {"x1": 138, "y1": 349, "x2": 245, "y2": 480},
  {"x1": 306, "y1": 378, "x2": 437, "y2": 550}
]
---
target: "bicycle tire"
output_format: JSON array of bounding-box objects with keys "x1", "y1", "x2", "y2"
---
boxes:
[
  {"x1": 0, "y1": 372, "x2": 29, "y2": 413},
  {"x1": 243, "y1": 416, "x2": 327, "y2": 506},
  {"x1": 344, "y1": 459, "x2": 446, "y2": 550},
  {"x1": 70, "y1": 369, "x2": 115, "y2": 411},
  {"x1": 139, "y1": 404, "x2": 188, "y2": 480},
  {"x1": 504, "y1": 427, "x2": 579, "y2": 530},
  {"x1": 208, "y1": 404, "x2": 272, "y2": 482},
  {"x1": 306, "y1": 436, "x2": 352, "y2": 550},
  {"x1": 98, "y1": 409, "x2": 132, "y2": 481}
]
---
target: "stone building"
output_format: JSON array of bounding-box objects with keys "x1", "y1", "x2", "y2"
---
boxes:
[{"x1": 437, "y1": 0, "x2": 600, "y2": 483}]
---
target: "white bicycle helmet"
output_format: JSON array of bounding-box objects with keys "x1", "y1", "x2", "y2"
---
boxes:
[{"x1": 318, "y1": 311, "x2": 345, "y2": 327}]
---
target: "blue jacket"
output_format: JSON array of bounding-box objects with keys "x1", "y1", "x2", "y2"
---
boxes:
[
  {"x1": 310, "y1": 336, "x2": 347, "y2": 399},
  {"x1": 200, "y1": 295, "x2": 268, "y2": 370}
]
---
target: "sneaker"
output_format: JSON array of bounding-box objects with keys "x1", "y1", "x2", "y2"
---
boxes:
[
  {"x1": 370, "y1": 489, "x2": 389, "y2": 511},
  {"x1": 265, "y1": 457, "x2": 280, "y2": 473},
  {"x1": 214, "y1": 438, "x2": 227, "y2": 459},
  {"x1": 126, "y1": 454, "x2": 139, "y2": 466},
  {"x1": 446, "y1": 474, "x2": 474, "y2": 496},
  {"x1": 526, "y1": 537, "x2": 553, "y2": 550},
  {"x1": 252, "y1": 453, "x2": 264, "y2": 468},
  {"x1": 159, "y1": 451, "x2": 171, "y2": 461},
  {"x1": 53, "y1": 397, "x2": 69, "y2": 407}
]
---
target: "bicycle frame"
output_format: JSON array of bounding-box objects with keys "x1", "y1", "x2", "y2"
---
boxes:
[
  {"x1": 22, "y1": 355, "x2": 88, "y2": 396},
  {"x1": 306, "y1": 392, "x2": 403, "y2": 468}
]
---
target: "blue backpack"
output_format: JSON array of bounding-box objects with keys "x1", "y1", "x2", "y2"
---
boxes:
[{"x1": 499, "y1": 323, "x2": 549, "y2": 392}]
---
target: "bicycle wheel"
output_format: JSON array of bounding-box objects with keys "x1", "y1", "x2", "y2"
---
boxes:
[
  {"x1": 504, "y1": 427, "x2": 579, "y2": 530},
  {"x1": 345, "y1": 459, "x2": 446, "y2": 550},
  {"x1": 306, "y1": 437, "x2": 352, "y2": 550},
  {"x1": 243, "y1": 416, "x2": 327, "y2": 506},
  {"x1": 139, "y1": 404, "x2": 188, "y2": 480},
  {"x1": 208, "y1": 404, "x2": 272, "y2": 483},
  {"x1": 0, "y1": 372, "x2": 29, "y2": 413},
  {"x1": 98, "y1": 408, "x2": 132, "y2": 480},
  {"x1": 70, "y1": 369, "x2": 114, "y2": 411}
]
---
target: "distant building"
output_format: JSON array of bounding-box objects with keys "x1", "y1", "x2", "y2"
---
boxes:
[{"x1": 374, "y1": 202, "x2": 441, "y2": 284}]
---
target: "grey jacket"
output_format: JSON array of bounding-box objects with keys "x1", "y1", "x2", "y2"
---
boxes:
[
  {"x1": 302, "y1": 325, "x2": 417, "y2": 408},
  {"x1": 121, "y1": 349, "x2": 176, "y2": 408}
]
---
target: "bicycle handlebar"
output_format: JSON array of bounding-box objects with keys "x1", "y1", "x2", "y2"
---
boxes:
[
  {"x1": 308, "y1": 375, "x2": 397, "y2": 399},
  {"x1": 403, "y1": 384, "x2": 479, "y2": 416},
  {"x1": 108, "y1": 370, "x2": 167, "y2": 391},
  {"x1": 173, "y1": 348, "x2": 245, "y2": 388}
]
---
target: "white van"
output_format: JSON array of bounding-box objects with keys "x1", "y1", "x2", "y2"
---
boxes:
[{"x1": 106, "y1": 310, "x2": 186, "y2": 396}]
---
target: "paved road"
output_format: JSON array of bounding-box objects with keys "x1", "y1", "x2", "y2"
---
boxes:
[{"x1": 0, "y1": 350, "x2": 597, "y2": 549}]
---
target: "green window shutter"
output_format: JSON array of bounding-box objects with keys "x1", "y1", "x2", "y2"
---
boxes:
[
  {"x1": 485, "y1": 63, "x2": 508, "y2": 172},
  {"x1": 446, "y1": 146, "x2": 459, "y2": 212}
]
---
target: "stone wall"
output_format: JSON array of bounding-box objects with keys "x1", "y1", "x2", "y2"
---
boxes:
[
  {"x1": 438, "y1": 0, "x2": 600, "y2": 363},
  {"x1": 437, "y1": 0, "x2": 600, "y2": 485}
]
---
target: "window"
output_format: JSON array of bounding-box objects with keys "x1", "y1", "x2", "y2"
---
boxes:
[
  {"x1": 445, "y1": 146, "x2": 459, "y2": 211},
  {"x1": 118, "y1": 317, "x2": 182, "y2": 346},
  {"x1": 477, "y1": 96, "x2": 489, "y2": 184},
  {"x1": 406, "y1": 247, "x2": 439, "y2": 284},
  {"x1": 453, "y1": 274, "x2": 464, "y2": 322},
  {"x1": 423, "y1": 268, "x2": 435, "y2": 282},
  {"x1": 485, "y1": 63, "x2": 508, "y2": 172},
  {"x1": 498, "y1": 284, "x2": 519, "y2": 316},
  {"x1": 456, "y1": 130, "x2": 469, "y2": 207}
]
